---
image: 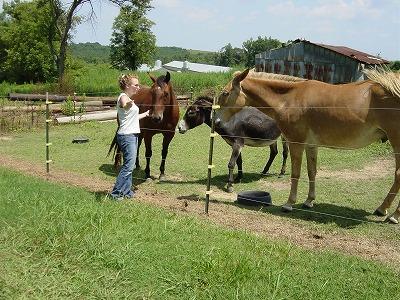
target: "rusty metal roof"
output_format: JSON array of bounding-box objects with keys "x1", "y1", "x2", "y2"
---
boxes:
[{"x1": 297, "y1": 39, "x2": 389, "y2": 64}]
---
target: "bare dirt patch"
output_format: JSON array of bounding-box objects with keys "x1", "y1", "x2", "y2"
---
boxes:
[
  {"x1": 318, "y1": 159, "x2": 393, "y2": 180},
  {"x1": 0, "y1": 154, "x2": 399, "y2": 271}
]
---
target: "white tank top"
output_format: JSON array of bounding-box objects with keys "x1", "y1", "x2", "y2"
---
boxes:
[{"x1": 117, "y1": 93, "x2": 140, "y2": 135}]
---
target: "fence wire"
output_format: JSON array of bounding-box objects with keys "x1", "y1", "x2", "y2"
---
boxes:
[{"x1": 2, "y1": 91, "x2": 399, "y2": 225}]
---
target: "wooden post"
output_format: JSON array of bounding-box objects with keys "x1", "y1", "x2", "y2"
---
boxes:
[
  {"x1": 73, "y1": 92, "x2": 76, "y2": 123},
  {"x1": 45, "y1": 92, "x2": 52, "y2": 173},
  {"x1": 205, "y1": 96, "x2": 219, "y2": 214}
]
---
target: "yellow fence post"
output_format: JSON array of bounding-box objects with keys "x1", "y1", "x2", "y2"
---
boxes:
[
  {"x1": 205, "y1": 97, "x2": 220, "y2": 214},
  {"x1": 45, "y1": 92, "x2": 52, "y2": 173}
]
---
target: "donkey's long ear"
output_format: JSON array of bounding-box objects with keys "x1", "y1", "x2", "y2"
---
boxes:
[
  {"x1": 232, "y1": 68, "x2": 250, "y2": 88},
  {"x1": 148, "y1": 72, "x2": 157, "y2": 83},
  {"x1": 164, "y1": 71, "x2": 171, "y2": 84}
]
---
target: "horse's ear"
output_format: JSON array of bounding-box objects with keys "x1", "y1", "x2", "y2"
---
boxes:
[
  {"x1": 148, "y1": 72, "x2": 157, "y2": 83},
  {"x1": 232, "y1": 68, "x2": 250, "y2": 88},
  {"x1": 164, "y1": 71, "x2": 171, "y2": 84}
]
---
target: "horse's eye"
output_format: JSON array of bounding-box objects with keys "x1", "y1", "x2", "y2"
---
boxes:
[{"x1": 222, "y1": 91, "x2": 229, "y2": 96}]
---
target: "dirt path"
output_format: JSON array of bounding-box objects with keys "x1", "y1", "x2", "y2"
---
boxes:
[{"x1": 0, "y1": 154, "x2": 399, "y2": 271}]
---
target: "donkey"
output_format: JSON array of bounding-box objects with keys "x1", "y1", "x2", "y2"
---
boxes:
[
  {"x1": 217, "y1": 68, "x2": 400, "y2": 224},
  {"x1": 178, "y1": 96, "x2": 288, "y2": 192}
]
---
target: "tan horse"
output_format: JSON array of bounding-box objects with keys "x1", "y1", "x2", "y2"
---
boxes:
[{"x1": 217, "y1": 68, "x2": 400, "y2": 224}]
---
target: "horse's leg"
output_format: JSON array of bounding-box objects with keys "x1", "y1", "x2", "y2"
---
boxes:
[
  {"x1": 303, "y1": 146, "x2": 318, "y2": 209},
  {"x1": 261, "y1": 142, "x2": 278, "y2": 175},
  {"x1": 282, "y1": 143, "x2": 305, "y2": 212},
  {"x1": 279, "y1": 137, "x2": 289, "y2": 177},
  {"x1": 159, "y1": 132, "x2": 175, "y2": 181},
  {"x1": 375, "y1": 142, "x2": 400, "y2": 224},
  {"x1": 227, "y1": 141, "x2": 243, "y2": 193},
  {"x1": 135, "y1": 134, "x2": 143, "y2": 170},
  {"x1": 144, "y1": 134, "x2": 153, "y2": 180},
  {"x1": 235, "y1": 153, "x2": 243, "y2": 183}
]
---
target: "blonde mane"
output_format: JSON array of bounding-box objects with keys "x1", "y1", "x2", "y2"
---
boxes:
[
  {"x1": 233, "y1": 70, "x2": 306, "y2": 82},
  {"x1": 363, "y1": 68, "x2": 400, "y2": 98}
]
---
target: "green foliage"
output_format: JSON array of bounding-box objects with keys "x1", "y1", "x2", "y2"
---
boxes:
[
  {"x1": 154, "y1": 46, "x2": 217, "y2": 65},
  {"x1": 61, "y1": 95, "x2": 75, "y2": 116},
  {"x1": 110, "y1": 3, "x2": 156, "y2": 70},
  {"x1": 68, "y1": 44, "x2": 218, "y2": 66},
  {"x1": 389, "y1": 61, "x2": 400, "y2": 71},
  {"x1": 69, "y1": 42, "x2": 111, "y2": 64},
  {"x1": 215, "y1": 43, "x2": 245, "y2": 67},
  {"x1": 242, "y1": 36, "x2": 282, "y2": 67},
  {"x1": 0, "y1": 0, "x2": 59, "y2": 83}
]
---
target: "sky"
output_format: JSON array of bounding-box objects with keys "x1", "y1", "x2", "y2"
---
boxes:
[{"x1": 1, "y1": 0, "x2": 399, "y2": 60}]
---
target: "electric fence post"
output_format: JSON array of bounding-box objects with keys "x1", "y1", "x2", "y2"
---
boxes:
[
  {"x1": 205, "y1": 96, "x2": 219, "y2": 214},
  {"x1": 45, "y1": 92, "x2": 52, "y2": 173}
]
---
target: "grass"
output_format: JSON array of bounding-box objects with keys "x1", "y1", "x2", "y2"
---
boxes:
[
  {"x1": 0, "y1": 63, "x2": 237, "y2": 99},
  {"x1": 0, "y1": 167, "x2": 399, "y2": 299},
  {"x1": 0, "y1": 121, "x2": 399, "y2": 244}
]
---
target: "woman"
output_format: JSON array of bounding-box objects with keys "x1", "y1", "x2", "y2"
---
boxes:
[{"x1": 109, "y1": 74, "x2": 150, "y2": 200}]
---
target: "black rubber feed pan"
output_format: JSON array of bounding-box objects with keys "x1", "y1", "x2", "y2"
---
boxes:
[
  {"x1": 237, "y1": 190, "x2": 272, "y2": 206},
  {"x1": 72, "y1": 137, "x2": 89, "y2": 143}
]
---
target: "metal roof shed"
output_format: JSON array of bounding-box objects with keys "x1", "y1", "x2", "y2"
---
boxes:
[{"x1": 255, "y1": 39, "x2": 389, "y2": 83}]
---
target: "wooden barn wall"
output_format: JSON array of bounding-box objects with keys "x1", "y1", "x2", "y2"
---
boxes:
[{"x1": 255, "y1": 42, "x2": 362, "y2": 83}]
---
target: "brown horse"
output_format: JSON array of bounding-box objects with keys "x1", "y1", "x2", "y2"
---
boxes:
[
  {"x1": 109, "y1": 72, "x2": 179, "y2": 180},
  {"x1": 217, "y1": 68, "x2": 400, "y2": 224}
]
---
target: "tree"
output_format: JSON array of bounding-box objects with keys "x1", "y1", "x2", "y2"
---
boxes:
[
  {"x1": 110, "y1": 2, "x2": 155, "y2": 70},
  {"x1": 390, "y1": 61, "x2": 400, "y2": 71},
  {"x1": 215, "y1": 43, "x2": 245, "y2": 67},
  {"x1": 0, "y1": 0, "x2": 59, "y2": 83},
  {"x1": 0, "y1": 0, "x2": 153, "y2": 82},
  {"x1": 48, "y1": 0, "x2": 150, "y2": 79},
  {"x1": 242, "y1": 36, "x2": 281, "y2": 67}
]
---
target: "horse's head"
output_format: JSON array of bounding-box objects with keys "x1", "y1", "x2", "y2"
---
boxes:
[
  {"x1": 148, "y1": 71, "x2": 174, "y2": 123},
  {"x1": 178, "y1": 96, "x2": 213, "y2": 133},
  {"x1": 216, "y1": 68, "x2": 250, "y2": 122}
]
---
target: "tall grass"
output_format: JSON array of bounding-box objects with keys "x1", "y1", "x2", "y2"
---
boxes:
[{"x1": 0, "y1": 63, "x2": 237, "y2": 98}]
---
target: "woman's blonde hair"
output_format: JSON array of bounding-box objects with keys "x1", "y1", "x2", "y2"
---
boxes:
[{"x1": 118, "y1": 73, "x2": 139, "y2": 90}]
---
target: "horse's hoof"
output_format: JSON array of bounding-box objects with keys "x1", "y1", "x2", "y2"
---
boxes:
[
  {"x1": 145, "y1": 177, "x2": 152, "y2": 182},
  {"x1": 373, "y1": 208, "x2": 387, "y2": 216},
  {"x1": 302, "y1": 201, "x2": 314, "y2": 209},
  {"x1": 387, "y1": 216, "x2": 399, "y2": 224},
  {"x1": 159, "y1": 174, "x2": 166, "y2": 181},
  {"x1": 278, "y1": 172, "x2": 285, "y2": 178},
  {"x1": 226, "y1": 186, "x2": 234, "y2": 193},
  {"x1": 281, "y1": 203, "x2": 293, "y2": 212}
]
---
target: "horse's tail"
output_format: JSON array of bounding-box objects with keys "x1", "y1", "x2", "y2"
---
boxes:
[{"x1": 107, "y1": 132, "x2": 122, "y2": 171}]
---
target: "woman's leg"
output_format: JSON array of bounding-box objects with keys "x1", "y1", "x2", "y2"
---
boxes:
[{"x1": 110, "y1": 134, "x2": 138, "y2": 198}]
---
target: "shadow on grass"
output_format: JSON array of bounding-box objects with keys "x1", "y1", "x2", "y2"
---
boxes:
[
  {"x1": 156, "y1": 172, "x2": 280, "y2": 192},
  {"x1": 99, "y1": 164, "x2": 117, "y2": 177},
  {"x1": 177, "y1": 192, "x2": 380, "y2": 228},
  {"x1": 97, "y1": 165, "x2": 378, "y2": 228},
  {"x1": 244, "y1": 202, "x2": 379, "y2": 228}
]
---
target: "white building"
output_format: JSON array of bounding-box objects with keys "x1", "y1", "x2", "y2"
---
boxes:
[{"x1": 162, "y1": 60, "x2": 231, "y2": 73}]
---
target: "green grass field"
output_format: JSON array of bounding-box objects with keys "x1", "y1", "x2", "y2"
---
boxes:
[
  {"x1": 0, "y1": 64, "x2": 236, "y2": 99},
  {"x1": 0, "y1": 121, "x2": 398, "y2": 243},
  {"x1": 0, "y1": 167, "x2": 399, "y2": 299}
]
